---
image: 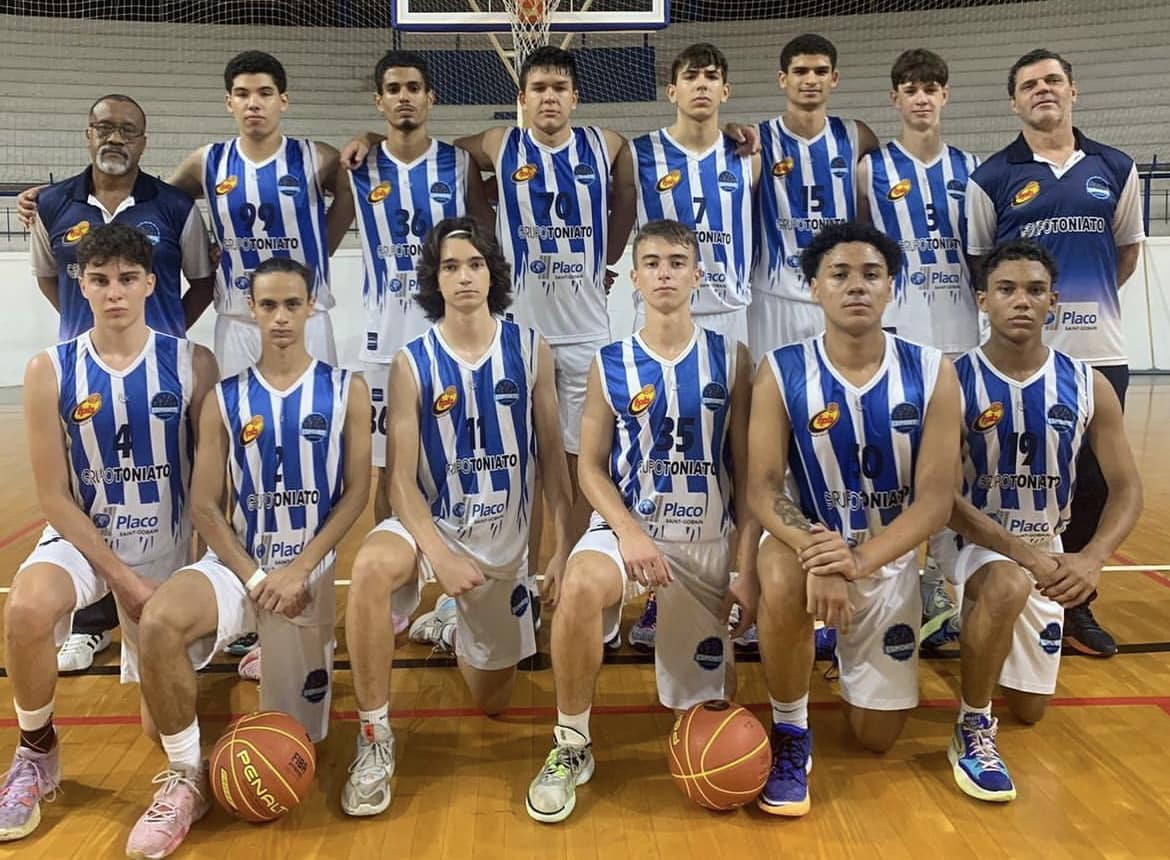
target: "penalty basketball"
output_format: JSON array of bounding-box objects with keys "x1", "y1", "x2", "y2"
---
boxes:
[
  {"x1": 666, "y1": 700, "x2": 771, "y2": 810},
  {"x1": 210, "y1": 710, "x2": 317, "y2": 823}
]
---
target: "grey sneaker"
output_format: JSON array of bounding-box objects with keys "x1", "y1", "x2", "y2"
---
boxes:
[
  {"x1": 409, "y1": 593, "x2": 456, "y2": 650},
  {"x1": 525, "y1": 726, "x2": 594, "y2": 823},
  {"x1": 341, "y1": 723, "x2": 396, "y2": 817},
  {"x1": 0, "y1": 744, "x2": 61, "y2": 842}
]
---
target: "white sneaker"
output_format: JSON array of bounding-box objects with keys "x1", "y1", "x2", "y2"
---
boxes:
[
  {"x1": 408, "y1": 594, "x2": 456, "y2": 650},
  {"x1": 56, "y1": 631, "x2": 111, "y2": 673},
  {"x1": 525, "y1": 726, "x2": 594, "y2": 823},
  {"x1": 341, "y1": 723, "x2": 396, "y2": 817}
]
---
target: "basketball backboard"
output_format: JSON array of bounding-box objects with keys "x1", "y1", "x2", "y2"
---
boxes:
[{"x1": 391, "y1": 0, "x2": 669, "y2": 33}]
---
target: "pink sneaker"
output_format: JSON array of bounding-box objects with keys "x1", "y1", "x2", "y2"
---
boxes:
[
  {"x1": 125, "y1": 766, "x2": 211, "y2": 859},
  {"x1": 237, "y1": 647, "x2": 261, "y2": 683},
  {"x1": 0, "y1": 744, "x2": 61, "y2": 842},
  {"x1": 392, "y1": 610, "x2": 409, "y2": 636}
]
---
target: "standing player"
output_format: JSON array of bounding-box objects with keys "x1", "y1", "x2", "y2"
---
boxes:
[
  {"x1": 966, "y1": 49, "x2": 1146, "y2": 657},
  {"x1": 750, "y1": 34, "x2": 879, "y2": 360},
  {"x1": 125, "y1": 258, "x2": 369, "y2": 858},
  {"x1": 525, "y1": 220, "x2": 758, "y2": 824},
  {"x1": 858, "y1": 48, "x2": 980, "y2": 645},
  {"x1": 747, "y1": 222, "x2": 959, "y2": 816},
  {"x1": 945, "y1": 239, "x2": 1141, "y2": 801},
  {"x1": 349, "y1": 50, "x2": 493, "y2": 521},
  {"x1": 341, "y1": 217, "x2": 572, "y2": 817},
  {"x1": 0, "y1": 223, "x2": 216, "y2": 844},
  {"x1": 617, "y1": 42, "x2": 760, "y2": 340}
]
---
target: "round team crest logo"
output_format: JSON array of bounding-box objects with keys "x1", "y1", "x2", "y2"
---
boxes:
[
  {"x1": 71, "y1": 393, "x2": 102, "y2": 423},
  {"x1": 433, "y1": 384, "x2": 458, "y2": 416},
  {"x1": 367, "y1": 181, "x2": 392, "y2": 203},
  {"x1": 1012, "y1": 180, "x2": 1040, "y2": 206},
  {"x1": 656, "y1": 169, "x2": 682, "y2": 193},
  {"x1": 430, "y1": 181, "x2": 453, "y2": 204},
  {"x1": 388, "y1": 278, "x2": 404, "y2": 294},
  {"x1": 453, "y1": 501, "x2": 466, "y2": 518},
  {"x1": 1085, "y1": 175, "x2": 1111, "y2": 201},
  {"x1": 887, "y1": 178, "x2": 912, "y2": 201},
  {"x1": 972, "y1": 402, "x2": 1004, "y2": 432},
  {"x1": 573, "y1": 163, "x2": 597, "y2": 186},
  {"x1": 215, "y1": 175, "x2": 239, "y2": 196},
  {"x1": 628, "y1": 383, "x2": 656, "y2": 416},
  {"x1": 240, "y1": 415, "x2": 264, "y2": 445},
  {"x1": 785, "y1": 254, "x2": 801, "y2": 269},
  {"x1": 693, "y1": 636, "x2": 724, "y2": 671},
  {"x1": 92, "y1": 512, "x2": 111, "y2": 529},
  {"x1": 1046, "y1": 403, "x2": 1077, "y2": 434},
  {"x1": 1039, "y1": 622, "x2": 1062, "y2": 655},
  {"x1": 494, "y1": 378, "x2": 520, "y2": 406},
  {"x1": 136, "y1": 220, "x2": 162, "y2": 245},
  {"x1": 717, "y1": 170, "x2": 738, "y2": 192},
  {"x1": 529, "y1": 259, "x2": 547, "y2": 275},
  {"x1": 512, "y1": 163, "x2": 538, "y2": 183},
  {"x1": 510, "y1": 584, "x2": 530, "y2": 618},
  {"x1": 890, "y1": 402, "x2": 920, "y2": 433},
  {"x1": 829, "y1": 156, "x2": 848, "y2": 178},
  {"x1": 882, "y1": 623, "x2": 916, "y2": 661},
  {"x1": 772, "y1": 157, "x2": 794, "y2": 178},
  {"x1": 64, "y1": 221, "x2": 91, "y2": 245},
  {"x1": 149, "y1": 391, "x2": 180, "y2": 422},
  {"x1": 808, "y1": 402, "x2": 840, "y2": 434},
  {"x1": 234, "y1": 275, "x2": 251, "y2": 291},
  {"x1": 300, "y1": 413, "x2": 329, "y2": 443},
  {"x1": 946, "y1": 179, "x2": 966, "y2": 200},
  {"x1": 701, "y1": 382, "x2": 727, "y2": 411},
  {"x1": 277, "y1": 174, "x2": 302, "y2": 197}
]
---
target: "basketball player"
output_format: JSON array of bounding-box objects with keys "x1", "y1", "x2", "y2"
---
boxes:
[
  {"x1": 747, "y1": 221, "x2": 959, "y2": 816},
  {"x1": 525, "y1": 219, "x2": 758, "y2": 824},
  {"x1": 350, "y1": 49, "x2": 493, "y2": 521},
  {"x1": 125, "y1": 258, "x2": 369, "y2": 858},
  {"x1": 0, "y1": 223, "x2": 217, "y2": 844},
  {"x1": 341, "y1": 217, "x2": 572, "y2": 817},
  {"x1": 944, "y1": 239, "x2": 1140, "y2": 802},
  {"x1": 750, "y1": 33, "x2": 879, "y2": 360},
  {"x1": 858, "y1": 48, "x2": 980, "y2": 645},
  {"x1": 966, "y1": 49, "x2": 1146, "y2": 657}
]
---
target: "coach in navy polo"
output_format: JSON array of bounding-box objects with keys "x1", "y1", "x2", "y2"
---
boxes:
[
  {"x1": 966, "y1": 49, "x2": 1145, "y2": 658},
  {"x1": 30, "y1": 94, "x2": 215, "y2": 339}
]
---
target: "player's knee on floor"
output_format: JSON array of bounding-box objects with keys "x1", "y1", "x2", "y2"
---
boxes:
[
  {"x1": 1002, "y1": 688, "x2": 1050, "y2": 725},
  {"x1": 847, "y1": 705, "x2": 910, "y2": 753},
  {"x1": 5, "y1": 565, "x2": 75, "y2": 639}
]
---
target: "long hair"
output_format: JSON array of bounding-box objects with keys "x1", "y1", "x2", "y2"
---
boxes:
[{"x1": 414, "y1": 218, "x2": 512, "y2": 322}]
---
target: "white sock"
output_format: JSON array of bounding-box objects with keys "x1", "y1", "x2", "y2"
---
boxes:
[
  {"x1": 557, "y1": 707, "x2": 591, "y2": 743},
  {"x1": 358, "y1": 703, "x2": 390, "y2": 730},
  {"x1": 770, "y1": 694, "x2": 809, "y2": 729},
  {"x1": 958, "y1": 698, "x2": 992, "y2": 723},
  {"x1": 160, "y1": 719, "x2": 202, "y2": 773},
  {"x1": 14, "y1": 699, "x2": 54, "y2": 732}
]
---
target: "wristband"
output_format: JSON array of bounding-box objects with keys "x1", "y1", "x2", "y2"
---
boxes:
[{"x1": 245, "y1": 568, "x2": 268, "y2": 592}]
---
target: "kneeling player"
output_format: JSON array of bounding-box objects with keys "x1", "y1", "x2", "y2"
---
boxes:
[
  {"x1": 0, "y1": 224, "x2": 216, "y2": 845},
  {"x1": 525, "y1": 219, "x2": 758, "y2": 824},
  {"x1": 126, "y1": 258, "x2": 370, "y2": 858},
  {"x1": 945, "y1": 239, "x2": 1141, "y2": 801},
  {"x1": 748, "y1": 222, "x2": 960, "y2": 816},
  {"x1": 341, "y1": 217, "x2": 573, "y2": 817}
]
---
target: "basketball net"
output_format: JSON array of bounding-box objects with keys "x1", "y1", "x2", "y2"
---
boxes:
[{"x1": 504, "y1": 0, "x2": 560, "y2": 72}]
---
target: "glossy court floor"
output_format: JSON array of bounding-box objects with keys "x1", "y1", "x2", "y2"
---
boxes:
[{"x1": 0, "y1": 381, "x2": 1167, "y2": 859}]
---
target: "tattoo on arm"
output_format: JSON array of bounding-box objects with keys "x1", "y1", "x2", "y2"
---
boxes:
[{"x1": 773, "y1": 492, "x2": 813, "y2": 531}]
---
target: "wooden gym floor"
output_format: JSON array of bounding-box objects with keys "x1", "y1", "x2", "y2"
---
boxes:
[{"x1": 0, "y1": 381, "x2": 1168, "y2": 859}]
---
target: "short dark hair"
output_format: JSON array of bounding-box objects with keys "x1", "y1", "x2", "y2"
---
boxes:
[
  {"x1": 800, "y1": 222, "x2": 903, "y2": 283},
  {"x1": 780, "y1": 34, "x2": 837, "y2": 73},
  {"x1": 249, "y1": 257, "x2": 313, "y2": 297},
  {"x1": 977, "y1": 239, "x2": 1059, "y2": 292},
  {"x1": 75, "y1": 222, "x2": 153, "y2": 274},
  {"x1": 890, "y1": 49, "x2": 948, "y2": 89},
  {"x1": 519, "y1": 45, "x2": 577, "y2": 91},
  {"x1": 415, "y1": 217, "x2": 512, "y2": 322},
  {"x1": 632, "y1": 219, "x2": 700, "y2": 263},
  {"x1": 670, "y1": 42, "x2": 729, "y2": 84},
  {"x1": 88, "y1": 93, "x2": 147, "y2": 127},
  {"x1": 224, "y1": 50, "x2": 288, "y2": 93},
  {"x1": 1007, "y1": 49, "x2": 1073, "y2": 96},
  {"x1": 374, "y1": 49, "x2": 432, "y2": 93}
]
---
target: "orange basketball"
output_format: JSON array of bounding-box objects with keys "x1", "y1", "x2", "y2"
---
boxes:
[
  {"x1": 515, "y1": 0, "x2": 546, "y2": 25},
  {"x1": 210, "y1": 711, "x2": 316, "y2": 822},
  {"x1": 666, "y1": 700, "x2": 771, "y2": 810}
]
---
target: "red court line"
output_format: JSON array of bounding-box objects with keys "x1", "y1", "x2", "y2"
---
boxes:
[
  {"x1": 1110, "y1": 550, "x2": 1170, "y2": 590},
  {"x1": 4, "y1": 694, "x2": 1168, "y2": 729},
  {"x1": 0, "y1": 518, "x2": 45, "y2": 549}
]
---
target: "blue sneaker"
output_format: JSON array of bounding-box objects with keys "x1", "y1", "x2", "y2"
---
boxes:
[
  {"x1": 948, "y1": 714, "x2": 1016, "y2": 802},
  {"x1": 757, "y1": 723, "x2": 812, "y2": 816},
  {"x1": 814, "y1": 627, "x2": 837, "y2": 664},
  {"x1": 627, "y1": 592, "x2": 656, "y2": 651}
]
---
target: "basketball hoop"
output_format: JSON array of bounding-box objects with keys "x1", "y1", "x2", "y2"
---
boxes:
[{"x1": 504, "y1": 0, "x2": 561, "y2": 71}]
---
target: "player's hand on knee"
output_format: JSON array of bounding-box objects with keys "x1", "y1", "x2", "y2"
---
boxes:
[
  {"x1": 1026, "y1": 551, "x2": 1061, "y2": 589},
  {"x1": 799, "y1": 525, "x2": 861, "y2": 580},
  {"x1": 619, "y1": 530, "x2": 672, "y2": 587},
  {"x1": 805, "y1": 572, "x2": 852, "y2": 633},
  {"x1": 541, "y1": 557, "x2": 566, "y2": 609},
  {"x1": 432, "y1": 553, "x2": 485, "y2": 597},
  {"x1": 340, "y1": 137, "x2": 370, "y2": 169},
  {"x1": 724, "y1": 122, "x2": 760, "y2": 156},
  {"x1": 252, "y1": 565, "x2": 311, "y2": 618},
  {"x1": 1039, "y1": 553, "x2": 1099, "y2": 608},
  {"x1": 115, "y1": 572, "x2": 160, "y2": 623},
  {"x1": 16, "y1": 184, "x2": 45, "y2": 227}
]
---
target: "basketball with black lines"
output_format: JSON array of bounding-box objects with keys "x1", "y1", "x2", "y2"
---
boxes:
[
  {"x1": 210, "y1": 710, "x2": 316, "y2": 822},
  {"x1": 666, "y1": 700, "x2": 771, "y2": 810}
]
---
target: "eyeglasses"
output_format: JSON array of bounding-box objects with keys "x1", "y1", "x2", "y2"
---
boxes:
[{"x1": 88, "y1": 122, "x2": 145, "y2": 141}]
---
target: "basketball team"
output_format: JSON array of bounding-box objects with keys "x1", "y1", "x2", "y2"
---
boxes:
[{"x1": 2, "y1": 30, "x2": 1147, "y2": 858}]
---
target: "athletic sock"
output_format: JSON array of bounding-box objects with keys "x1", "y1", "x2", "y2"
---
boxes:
[
  {"x1": 160, "y1": 719, "x2": 202, "y2": 773},
  {"x1": 14, "y1": 699, "x2": 56, "y2": 753},
  {"x1": 557, "y1": 707, "x2": 591, "y2": 744},
  {"x1": 770, "y1": 694, "x2": 809, "y2": 730},
  {"x1": 958, "y1": 698, "x2": 992, "y2": 723}
]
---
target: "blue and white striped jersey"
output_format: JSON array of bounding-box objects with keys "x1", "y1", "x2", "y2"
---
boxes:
[
  {"x1": 956, "y1": 347, "x2": 1094, "y2": 543},
  {"x1": 350, "y1": 140, "x2": 468, "y2": 362},
  {"x1": 217, "y1": 361, "x2": 351, "y2": 571},
  {"x1": 495, "y1": 126, "x2": 611, "y2": 345},
  {"x1": 596, "y1": 326, "x2": 737, "y2": 543},
  {"x1": 864, "y1": 141, "x2": 980, "y2": 353},
  {"x1": 404, "y1": 320, "x2": 539, "y2": 573},
  {"x1": 767, "y1": 333, "x2": 942, "y2": 554},
  {"x1": 754, "y1": 116, "x2": 859, "y2": 302},
  {"x1": 203, "y1": 136, "x2": 331, "y2": 316},
  {"x1": 631, "y1": 130, "x2": 754, "y2": 315},
  {"x1": 50, "y1": 330, "x2": 196, "y2": 565}
]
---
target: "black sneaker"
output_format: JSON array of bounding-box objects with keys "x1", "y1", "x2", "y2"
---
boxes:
[{"x1": 1062, "y1": 603, "x2": 1117, "y2": 658}]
